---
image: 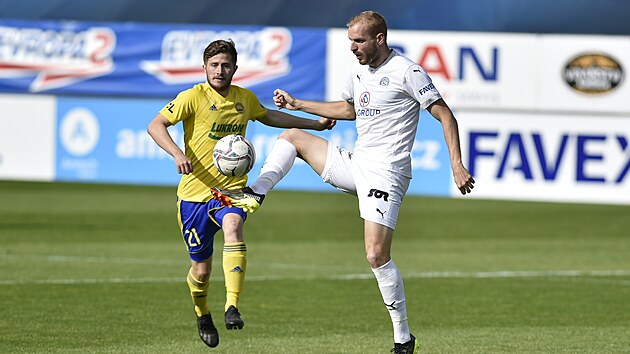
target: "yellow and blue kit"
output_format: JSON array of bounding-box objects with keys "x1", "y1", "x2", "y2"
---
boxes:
[{"x1": 160, "y1": 82, "x2": 267, "y2": 261}]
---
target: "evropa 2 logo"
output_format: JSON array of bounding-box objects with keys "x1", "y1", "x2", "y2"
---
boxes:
[
  {"x1": 140, "y1": 28, "x2": 292, "y2": 87},
  {"x1": 0, "y1": 25, "x2": 116, "y2": 92}
]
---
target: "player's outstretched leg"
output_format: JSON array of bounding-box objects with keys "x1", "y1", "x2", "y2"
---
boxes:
[
  {"x1": 391, "y1": 333, "x2": 419, "y2": 354},
  {"x1": 224, "y1": 305, "x2": 244, "y2": 330},
  {"x1": 211, "y1": 187, "x2": 265, "y2": 213},
  {"x1": 196, "y1": 312, "x2": 219, "y2": 347}
]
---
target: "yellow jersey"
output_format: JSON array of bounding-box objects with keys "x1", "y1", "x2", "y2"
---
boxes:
[{"x1": 159, "y1": 82, "x2": 268, "y2": 202}]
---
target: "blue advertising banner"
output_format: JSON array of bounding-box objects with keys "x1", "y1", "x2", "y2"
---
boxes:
[
  {"x1": 56, "y1": 96, "x2": 181, "y2": 185},
  {"x1": 54, "y1": 95, "x2": 452, "y2": 197},
  {"x1": 0, "y1": 20, "x2": 325, "y2": 101}
]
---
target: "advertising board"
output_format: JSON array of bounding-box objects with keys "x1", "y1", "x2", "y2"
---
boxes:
[
  {"x1": 0, "y1": 93, "x2": 56, "y2": 181},
  {"x1": 457, "y1": 111, "x2": 630, "y2": 204}
]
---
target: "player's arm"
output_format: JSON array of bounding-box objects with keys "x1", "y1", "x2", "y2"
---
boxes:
[
  {"x1": 258, "y1": 110, "x2": 336, "y2": 131},
  {"x1": 147, "y1": 113, "x2": 193, "y2": 174},
  {"x1": 427, "y1": 99, "x2": 475, "y2": 195},
  {"x1": 273, "y1": 89, "x2": 356, "y2": 120}
]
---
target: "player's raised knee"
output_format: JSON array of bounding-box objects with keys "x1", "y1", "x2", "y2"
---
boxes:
[{"x1": 278, "y1": 128, "x2": 303, "y2": 143}]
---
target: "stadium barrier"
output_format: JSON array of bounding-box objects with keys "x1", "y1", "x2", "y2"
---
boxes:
[{"x1": 1, "y1": 20, "x2": 628, "y2": 204}]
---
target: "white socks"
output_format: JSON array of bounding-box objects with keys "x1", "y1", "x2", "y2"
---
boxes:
[
  {"x1": 250, "y1": 139, "x2": 297, "y2": 195},
  {"x1": 371, "y1": 259, "x2": 411, "y2": 344}
]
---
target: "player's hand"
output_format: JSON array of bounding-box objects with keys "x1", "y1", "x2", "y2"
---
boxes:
[
  {"x1": 174, "y1": 153, "x2": 193, "y2": 174},
  {"x1": 318, "y1": 118, "x2": 336, "y2": 131},
  {"x1": 453, "y1": 163, "x2": 475, "y2": 195},
  {"x1": 273, "y1": 89, "x2": 298, "y2": 110}
]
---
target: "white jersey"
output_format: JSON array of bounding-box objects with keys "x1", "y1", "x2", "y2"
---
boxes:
[{"x1": 341, "y1": 50, "x2": 441, "y2": 177}]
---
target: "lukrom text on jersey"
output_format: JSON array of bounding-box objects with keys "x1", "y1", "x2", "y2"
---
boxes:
[{"x1": 210, "y1": 122, "x2": 246, "y2": 133}]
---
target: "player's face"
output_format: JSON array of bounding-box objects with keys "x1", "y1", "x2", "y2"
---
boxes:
[
  {"x1": 204, "y1": 53, "x2": 237, "y2": 95},
  {"x1": 348, "y1": 23, "x2": 379, "y2": 66}
]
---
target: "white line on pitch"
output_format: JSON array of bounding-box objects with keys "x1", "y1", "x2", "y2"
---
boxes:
[
  {"x1": 1, "y1": 269, "x2": 630, "y2": 286},
  {"x1": 10, "y1": 255, "x2": 627, "y2": 277},
  {"x1": 0, "y1": 254, "x2": 346, "y2": 270},
  {"x1": 0, "y1": 254, "x2": 183, "y2": 265}
]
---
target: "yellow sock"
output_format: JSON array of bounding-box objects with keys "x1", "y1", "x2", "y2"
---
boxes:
[
  {"x1": 223, "y1": 242, "x2": 247, "y2": 312},
  {"x1": 187, "y1": 268, "x2": 209, "y2": 317}
]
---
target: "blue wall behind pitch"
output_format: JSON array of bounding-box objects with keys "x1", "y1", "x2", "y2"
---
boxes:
[{"x1": 1, "y1": 0, "x2": 628, "y2": 35}]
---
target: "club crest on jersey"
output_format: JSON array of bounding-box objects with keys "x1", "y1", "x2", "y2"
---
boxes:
[
  {"x1": 380, "y1": 77, "x2": 390, "y2": 86},
  {"x1": 235, "y1": 102, "x2": 245, "y2": 113},
  {"x1": 359, "y1": 91, "x2": 370, "y2": 107}
]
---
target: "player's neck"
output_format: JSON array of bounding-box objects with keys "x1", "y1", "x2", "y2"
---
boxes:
[
  {"x1": 210, "y1": 85, "x2": 230, "y2": 98},
  {"x1": 369, "y1": 48, "x2": 393, "y2": 69},
  {"x1": 217, "y1": 88, "x2": 230, "y2": 98}
]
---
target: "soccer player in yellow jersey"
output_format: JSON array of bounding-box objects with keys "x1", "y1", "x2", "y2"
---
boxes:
[{"x1": 147, "y1": 39, "x2": 335, "y2": 348}]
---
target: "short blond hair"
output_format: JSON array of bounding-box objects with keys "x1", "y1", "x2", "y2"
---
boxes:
[{"x1": 346, "y1": 11, "x2": 388, "y2": 38}]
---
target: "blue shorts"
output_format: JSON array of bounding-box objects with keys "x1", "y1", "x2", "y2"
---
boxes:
[{"x1": 177, "y1": 199, "x2": 247, "y2": 262}]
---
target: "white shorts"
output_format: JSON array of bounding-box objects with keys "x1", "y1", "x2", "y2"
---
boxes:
[{"x1": 320, "y1": 143, "x2": 411, "y2": 230}]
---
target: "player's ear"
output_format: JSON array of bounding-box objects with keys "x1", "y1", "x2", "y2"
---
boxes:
[{"x1": 376, "y1": 32, "x2": 385, "y2": 45}]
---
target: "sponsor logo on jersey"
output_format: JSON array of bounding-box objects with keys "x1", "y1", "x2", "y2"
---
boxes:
[
  {"x1": 356, "y1": 108, "x2": 381, "y2": 117},
  {"x1": 141, "y1": 28, "x2": 292, "y2": 87},
  {"x1": 0, "y1": 26, "x2": 116, "y2": 92},
  {"x1": 208, "y1": 122, "x2": 245, "y2": 139},
  {"x1": 564, "y1": 53, "x2": 623, "y2": 94},
  {"x1": 209, "y1": 122, "x2": 245, "y2": 133},
  {"x1": 359, "y1": 91, "x2": 370, "y2": 107},
  {"x1": 367, "y1": 188, "x2": 389, "y2": 201},
  {"x1": 418, "y1": 82, "x2": 435, "y2": 96},
  {"x1": 355, "y1": 91, "x2": 379, "y2": 115}
]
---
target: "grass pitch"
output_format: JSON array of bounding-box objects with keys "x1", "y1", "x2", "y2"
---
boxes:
[{"x1": 1, "y1": 180, "x2": 629, "y2": 353}]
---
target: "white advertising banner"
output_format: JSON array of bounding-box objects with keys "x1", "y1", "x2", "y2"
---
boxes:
[
  {"x1": 539, "y1": 34, "x2": 630, "y2": 114},
  {"x1": 0, "y1": 94, "x2": 56, "y2": 181},
  {"x1": 326, "y1": 29, "x2": 630, "y2": 113},
  {"x1": 457, "y1": 111, "x2": 630, "y2": 205},
  {"x1": 327, "y1": 29, "x2": 537, "y2": 110}
]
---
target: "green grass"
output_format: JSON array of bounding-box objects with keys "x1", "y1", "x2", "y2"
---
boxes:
[{"x1": 1, "y1": 180, "x2": 629, "y2": 353}]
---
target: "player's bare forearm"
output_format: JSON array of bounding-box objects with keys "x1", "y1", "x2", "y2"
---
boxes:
[
  {"x1": 428, "y1": 100, "x2": 475, "y2": 194},
  {"x1": 259, "y1": 110, "x2": 335, "y2": 131},
  {"x1": 443, "y1": 122, "x2": 475, "y2": 194},
  {"x1": 294, "y1": 100, "x2": 355, "y2": 120},
  {"x1": 428, "y1": 100, "x2": 461, "y2": 164},
  {"x1": 147, "y1": 114, "x2": 193, "y2": 174},
  {"x1": 274, "y1": 89, "x2": 355, "y2": 120},
  {"x1": 441, "y1": 115, "x2": 464, "y2": 168},
  {"x1": 148, "y1": 115, "x2": 181, "y2": 157}
]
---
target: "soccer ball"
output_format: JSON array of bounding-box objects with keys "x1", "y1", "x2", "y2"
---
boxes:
[{"x1": 213, "y1": 134, "x2": 256, "y2": 177}]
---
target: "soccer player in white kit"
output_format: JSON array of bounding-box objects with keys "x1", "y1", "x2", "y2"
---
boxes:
[{"x1": 212, "y1": 10, "x2": 475, "y2": 353}]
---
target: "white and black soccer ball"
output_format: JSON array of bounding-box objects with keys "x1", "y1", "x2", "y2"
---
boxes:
[{"x1": 213, "y1": 134, "x2": 256, "y2": 177}]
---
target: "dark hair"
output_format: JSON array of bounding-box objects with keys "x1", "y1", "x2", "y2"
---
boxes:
[
  {"x1": 346, "y1": 11, "x2": 388, "y2": 38},
  {"x1": 203, "y1": 39, "x2": 237, "y2": 65}
]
